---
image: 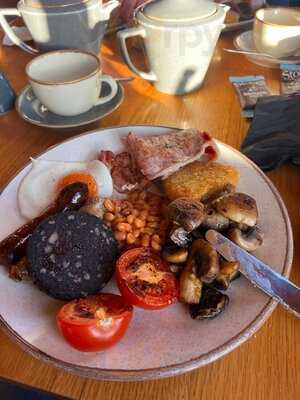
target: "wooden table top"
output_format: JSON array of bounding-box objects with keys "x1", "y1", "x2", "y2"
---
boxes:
[{"x1": 0, "y1": 32, "x2": 299, "y2": 400}]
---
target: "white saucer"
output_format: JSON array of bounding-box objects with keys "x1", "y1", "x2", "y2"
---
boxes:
[
  {"x1": 234, "y1": 31, "x2": 300, "y2": 69},
  {"x1": 16, "y1": 77, "x2": 124, "y2": 129}
]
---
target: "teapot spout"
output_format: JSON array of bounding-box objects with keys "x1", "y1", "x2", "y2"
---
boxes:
[{"x1": 99, "y1": 0, "x2": 120, "y2": 20}]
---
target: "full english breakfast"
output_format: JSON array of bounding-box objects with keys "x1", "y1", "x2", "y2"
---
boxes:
[{"x1": 0, "y1": 129, "x2": 263, "y2": 351}]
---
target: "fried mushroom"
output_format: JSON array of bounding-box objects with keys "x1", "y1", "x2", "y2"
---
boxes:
[
  {"x1": 201, "y1": 206, "x2": 230, "y2": 231},
  {"x1": 213, "y1": 260, "x2": 240, "y2": 290},
  {"x1": 168, "y1": 198, "x2": 205, "y2": 232},
  {"x1": 170, "y1": 226, "x2": 192, "y2": 247},
  {"x1": 189, "y1": 285, "x2": 229, "y2": 319},
  {"x1": 227, "y1": 226, "x2": 263, "y2": 252},
  {"x1": 203, "y1": 183, "x2": 236, "y2": 204},
  {"x1": 191, "y1": 229, "x2": 204, "y2": 240},
  {"x1": 169, "y1": 263, "x2": 185, "y2": 276},
  {"x1": 214, "y1": 193, "x2": 258, "y2": 228},
  {"x1": 180, "y1": 268, "x2": 203, "y2": 304},
  {"x1": 179, "y1": 240, "x2": 220, "y2": 304},
  {"x1": 162, "y1": 244, "x2": 188, "y2": 264},
  {"x1": 189, "y1": 239, "x2": 220, "y2": 283}
]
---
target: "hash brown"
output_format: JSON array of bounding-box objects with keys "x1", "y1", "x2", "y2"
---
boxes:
[{"x1": 163, "y1": 162, "x2": 240, "y2": 201}]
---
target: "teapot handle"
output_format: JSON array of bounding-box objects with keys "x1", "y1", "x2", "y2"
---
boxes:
[
  {"x1": 0, "y1": 8, "x2": 38, "y2": 54},
  {"x1": 100, "y1": 0, "x2": 120, "y2": 20},
  {"x1": 117, "y1": 27, "x2": 156, "y2": 82},
  {"x1": 220, "y1": 4, "x2": 231, "y2": 29}
]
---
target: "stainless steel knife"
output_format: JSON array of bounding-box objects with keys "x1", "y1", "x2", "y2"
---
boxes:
[{"x1": 205, "y1": 230, "x2": 300, "y2": 317}]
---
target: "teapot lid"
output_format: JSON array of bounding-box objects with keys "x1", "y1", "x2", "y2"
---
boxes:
[
  {"x1": 142, "y1": 0, "x2": 217, "y2": 23},
  {"x1": 23, "y1": 0, "x2": 92, "y2": 8}
]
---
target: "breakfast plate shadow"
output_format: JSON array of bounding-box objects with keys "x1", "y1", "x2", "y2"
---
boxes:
[
  {"x1": 0, "y1": 125, "x2": 293, "y2": 381},
  {"x1": 16, "y1": 79, "x2": 124, "y2": 129}
]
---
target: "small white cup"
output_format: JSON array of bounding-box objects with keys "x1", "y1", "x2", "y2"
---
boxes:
[
  {"x1": 253, "y1": 7, "x2": 300, "y2": 59},
  {"x1": 26, "y1": 50, "x2": 118, "y2": 116}
]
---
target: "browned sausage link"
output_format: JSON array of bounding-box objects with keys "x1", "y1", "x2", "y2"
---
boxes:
[
  {"x1": 0, "y1": 182, "x2": 89, "y2": 266},
  {"x1": 9, "y1": 257, "x2": 29, "y2": 281},
  {"x1": 56, "y1": 182, "x2": 89, "y2": 211}
]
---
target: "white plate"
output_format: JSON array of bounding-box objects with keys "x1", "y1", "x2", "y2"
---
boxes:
[
  {"x1": 0, "y1": 125, "x2": 293, "y2": 381},
  {"x1": 234, "y1": 30, "x2": 300, "y2": 68}
]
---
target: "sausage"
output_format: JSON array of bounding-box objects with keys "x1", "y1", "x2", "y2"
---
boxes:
[
  {"x1": 0, "y1": 182, "x2": 88, "y2": 266},
  {"x1": 9, "y1": 257, "x2": 29, "y2": 281}
]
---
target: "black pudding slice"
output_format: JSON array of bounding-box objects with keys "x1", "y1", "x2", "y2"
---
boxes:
[{"x1": 27, "y1": 211, "x2": 119, "y2": 300}]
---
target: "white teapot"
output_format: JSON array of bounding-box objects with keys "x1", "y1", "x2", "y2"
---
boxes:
[
  {"x1": 118, "y1": 0, "x2": 229, "y2": 95},
  {"x1": 0, "y1": 0, "x2": 119, "y2": 54}
]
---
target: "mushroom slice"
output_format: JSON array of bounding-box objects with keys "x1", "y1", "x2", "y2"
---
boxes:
[
  {"x1": 189, "y1": 239, "x2": 220, "y2": 283},
  {"x1": 227, "y1": 226, "x2": 264, "y2": 252},
  {"x1": 180, "y1": 268, "x2": 203, "y2": 304},
  {"x1": 202, "y1": 206, "x2": 230, "y2": 231},
  {"x1": 214, "y1": 193, "x2": 258, "y2": 227},
  {"x1": 170, "y1": 226, "x2": 192, "y2": 247},
  {"x1": 168, "y1": 198, "x2": 205, "y2": 232},
  {"x1": 162, "y1": 244, "x2": 188, "y2": 264},
  {"x1": 203, "y1": 183, "x2": 236, "y2": 204},
  {"x1": 169, "y1": 263, "x2": 185, "y2": 276},
  {"x1": 189, "y1": 286, "x2": 229, "y2": 319},
  {"x1": 191, "y1": 228, "x2": 204, "y2": 240},
  {"x1": 213, "y1": 260, "x2": 240, "y2": 290}
]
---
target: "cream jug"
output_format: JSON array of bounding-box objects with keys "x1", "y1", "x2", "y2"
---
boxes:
[
  {"x1": 118, "y1": 0, "x2": 229, "y2": 95},
  {"x1": 0, "y1": 0, "x2": 119, "y2": 54}
]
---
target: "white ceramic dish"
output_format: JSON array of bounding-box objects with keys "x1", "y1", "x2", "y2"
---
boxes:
[
  {"x1": 26, "y1": 50, "x2": 118, "y2": 117},
  {"x1": 0, "y1": 125, "x2": 293, "y2": 381},
  {"x1": 118, "y1": 0, "x2": 229, "y2": 95},
  {"x1": 253, "y1": 7, "x2": 300, "y2": 59},
  {"x1": 16, "y1": 82, "x2": 124, "y2": 129},
  {"x1": 234, "y1": 30, "x2": 300, "y2": 68}
]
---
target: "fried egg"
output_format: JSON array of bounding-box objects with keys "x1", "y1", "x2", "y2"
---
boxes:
[{"x1": 18, "y1": 159, "x2": 113, "y2": 220}]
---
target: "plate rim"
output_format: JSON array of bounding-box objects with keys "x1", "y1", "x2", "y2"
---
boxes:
[
  {"x1": 15, "y1": 81, "x2": 124, "y2": 129},
  {"x1": 0, "y1": 124, "x2": 293, "y2": 381}
]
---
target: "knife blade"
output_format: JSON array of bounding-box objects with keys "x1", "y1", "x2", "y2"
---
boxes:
[{"x1": 205, "y1": 230, "x2": 300, "y2": 317}]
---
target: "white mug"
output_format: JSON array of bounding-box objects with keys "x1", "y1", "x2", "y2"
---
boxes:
[
  {"x1": 253, "y1": 8, "x2": 300, "y2": 59},
  {"x1": 26, "y1": 50, "x2": 118, "y2": 116}
]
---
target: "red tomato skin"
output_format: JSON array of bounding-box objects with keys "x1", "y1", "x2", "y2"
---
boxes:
[
  {"x1": 116, "y1": 272, "x2": 174, "y2": 310},
  {"x1": 56, "y1": 294, "x2": 133, "y2": 352},
  {"x1": 57, "y1": 313, "x2": 132, "y2": 352},
  {"x1": 116, "y1": 248, "x2": 178, "y2": 310}
]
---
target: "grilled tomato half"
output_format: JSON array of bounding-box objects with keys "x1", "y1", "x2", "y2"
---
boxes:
[{"x1": 116, "y1": 247, "x2": 178, "y2": 310}]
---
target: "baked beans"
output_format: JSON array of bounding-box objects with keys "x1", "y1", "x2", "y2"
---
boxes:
[{"x1": 103, "y1": 191, "x2": 169, "y2": 252}]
